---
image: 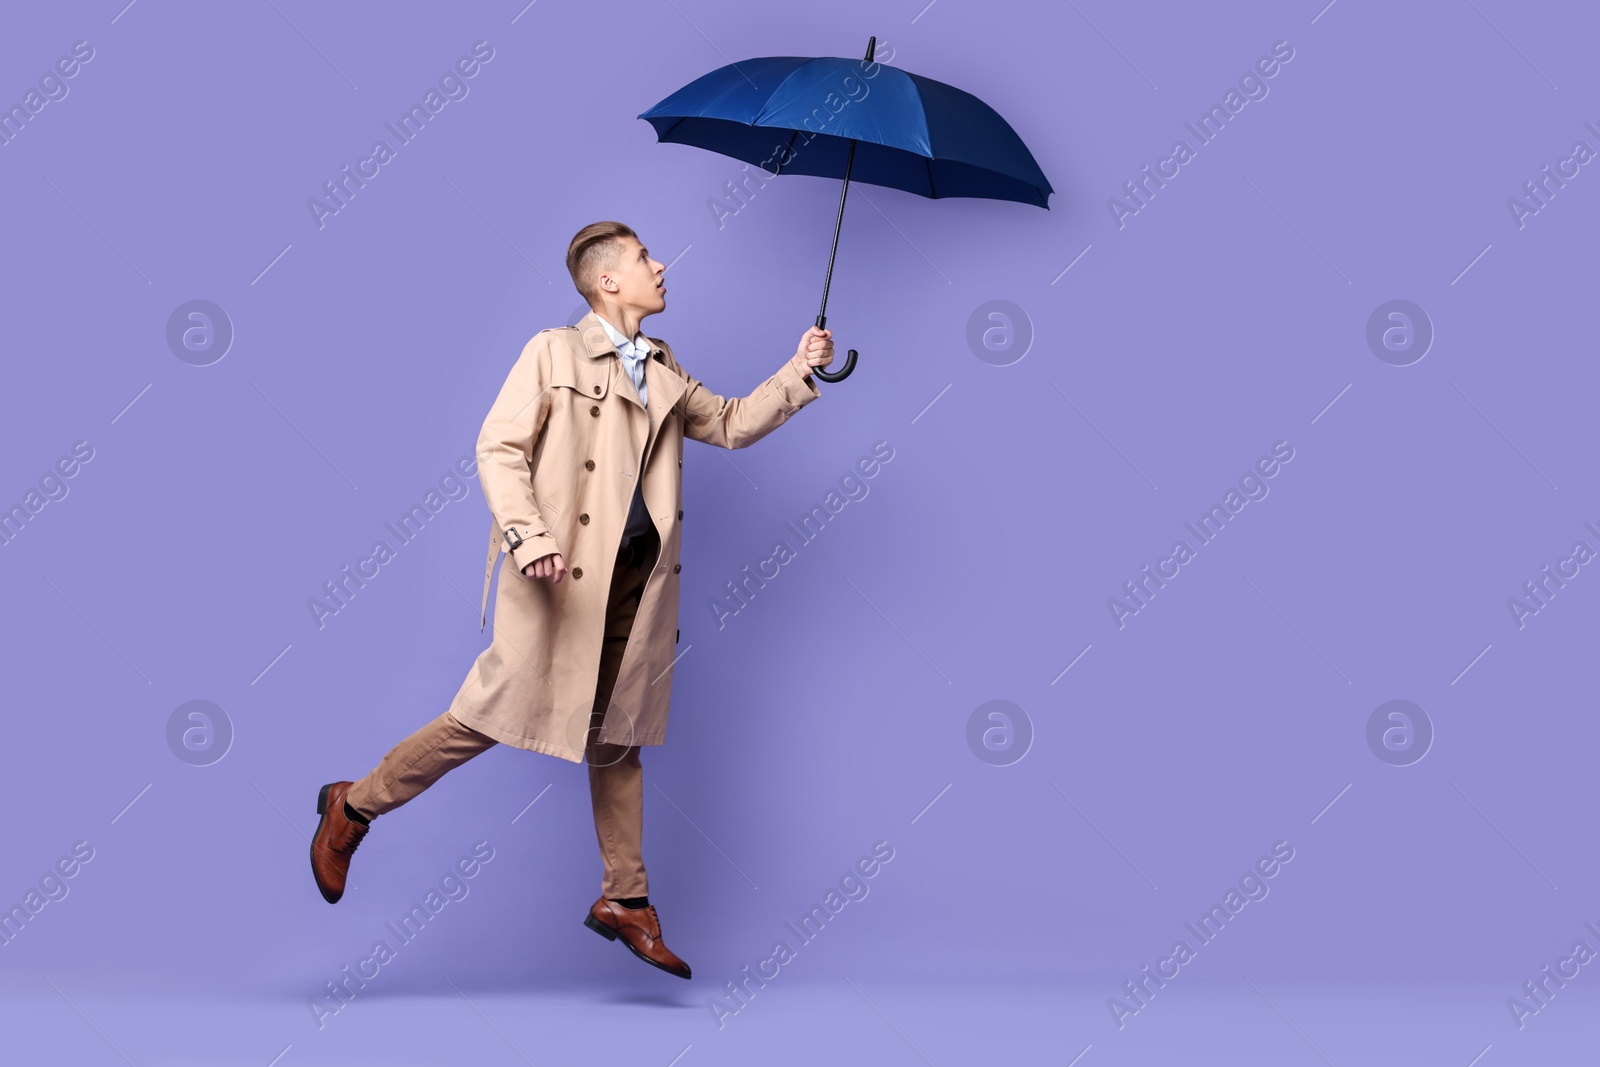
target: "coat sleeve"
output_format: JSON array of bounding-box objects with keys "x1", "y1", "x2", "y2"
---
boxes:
[
  {"x1": 477, "y1": 333, "x2": 562, "y2": 574},
  {"x1": 664, "y1": 343, "x2": 822, "y2": 450}
]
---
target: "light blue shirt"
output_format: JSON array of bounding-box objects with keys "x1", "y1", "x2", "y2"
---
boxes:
[{"x1": 597, "y1": 314, "x2": 654, "y2": 546}]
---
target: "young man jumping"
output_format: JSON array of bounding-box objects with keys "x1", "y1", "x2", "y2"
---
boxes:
[{"x1": 308, "y1": 221, "x2": 833, "y2": 979}]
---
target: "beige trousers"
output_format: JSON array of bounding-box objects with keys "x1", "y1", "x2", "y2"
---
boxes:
[{"x1": 346, "y1": 526, "x2": 660, "y2": 899}]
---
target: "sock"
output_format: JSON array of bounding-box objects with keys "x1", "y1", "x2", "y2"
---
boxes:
[
  {"x1": 344, "y1": 801, "x2": 371, "y2": 826},
  {"x1": 608, "y1": 895, "x2": 649, "y2": 909}
]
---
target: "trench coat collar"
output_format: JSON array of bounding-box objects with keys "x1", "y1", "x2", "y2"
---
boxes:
[{"x1": 573, "y1": 308, "x2": 687, "y2": 469}]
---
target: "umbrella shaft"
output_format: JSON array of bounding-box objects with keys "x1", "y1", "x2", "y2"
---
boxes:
[{"x1": 817, "y1": 137, "x2": 858, "y2": 329}]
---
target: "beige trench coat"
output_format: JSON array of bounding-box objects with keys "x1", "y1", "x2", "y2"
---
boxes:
[{"x1": 447, "y1": 310, "x2": 822, "y2": 762}]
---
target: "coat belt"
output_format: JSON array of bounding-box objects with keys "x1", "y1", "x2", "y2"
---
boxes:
[{"x1": 480, "y1": 516, "x2": 503, "y2": 632}]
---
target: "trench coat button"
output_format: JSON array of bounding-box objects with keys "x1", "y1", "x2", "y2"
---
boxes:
[
  {"x1": 579, "y1": 513, "x2": 589, "y2": 524},
  {"x1": 673, "y1": 563, "x2": 680, "y2": 573},
  {"x1": 584, "y1": 459, "x2": 595, "y2": 471},
  {"x1": 676, "y1": 510, "x2": 683, "y2": 520},
  {"x1": 572, "y1": 567, "x2": 583, "y2": 578},
  {"x1": 592, "y1": 385, "x2": 601, "y2": 395},
  {"x1": 590, "y1": 405, "x2": 600, "y2": 416}
]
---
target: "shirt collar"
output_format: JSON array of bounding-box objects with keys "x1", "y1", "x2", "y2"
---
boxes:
[{"x1": 596, "y1": 314, "x2": 650, "y2": 359}]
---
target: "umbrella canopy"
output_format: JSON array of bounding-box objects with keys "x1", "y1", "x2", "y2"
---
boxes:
[{"x1": 639, "y1": 54, "x2": 1053, "y2": 208}]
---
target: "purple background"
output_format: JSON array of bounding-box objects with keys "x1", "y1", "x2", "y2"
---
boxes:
[{"x1": 2, "y1": 0, "x2": 1596, "y2": 1063}]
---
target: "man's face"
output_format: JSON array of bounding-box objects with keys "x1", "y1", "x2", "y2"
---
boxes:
[{"x1": 598, "y1": 236, "x2": 666, "y2": 314}]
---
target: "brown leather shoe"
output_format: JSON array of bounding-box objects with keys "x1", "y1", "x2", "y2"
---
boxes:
[
  {"x1": 584, "y1": 897, "x2": 692, "y2": 979},
  {"x1": 310, "y1": 782, "x2": 369, "y2": 904}
]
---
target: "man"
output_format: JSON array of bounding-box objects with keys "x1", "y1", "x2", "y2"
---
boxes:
[{"x1": 309, "y1": 221, "x2": 834, "y2": 980}]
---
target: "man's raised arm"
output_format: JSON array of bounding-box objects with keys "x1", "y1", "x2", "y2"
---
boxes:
[{"x1": 666, "y1": 326, "x2": 829, "y2": 450}]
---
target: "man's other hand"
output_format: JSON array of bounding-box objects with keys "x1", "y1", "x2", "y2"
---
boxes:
[
  {"x1": 523, "y1": 553, "x2": 566, "y2": 582},
  {"x1": 794, "y1": 327, "x2": 835, "y2": 373}
]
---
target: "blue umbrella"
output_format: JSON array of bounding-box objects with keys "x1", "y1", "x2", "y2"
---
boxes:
[{"x1": 639, "y1": 37, "x2": 1053, "y2": 383}]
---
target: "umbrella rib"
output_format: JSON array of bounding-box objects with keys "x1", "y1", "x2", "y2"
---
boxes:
[
  {"x1": 751, "y1": 58, "x2": 819, "y2": 130},
  {"x1": 914, "y1": 76, "x2": 937, "y2": 197}
]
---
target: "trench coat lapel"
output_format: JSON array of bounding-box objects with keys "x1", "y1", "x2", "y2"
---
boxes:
[{"x1": 575, "y1": 310, "x2": 687, "y2": 474}]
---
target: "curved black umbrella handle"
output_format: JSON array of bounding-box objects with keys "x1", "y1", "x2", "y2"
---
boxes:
[
  {"x1": 814, "y1": 347, "x2": 857, "y2": 383},
  {"x1": 812, "y1": 313, "x2": 856, "y2": 382}
]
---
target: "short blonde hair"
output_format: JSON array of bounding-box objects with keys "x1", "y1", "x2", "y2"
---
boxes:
[{"x1": 566, "y1": 221, "x2": 637, "y2": 305}]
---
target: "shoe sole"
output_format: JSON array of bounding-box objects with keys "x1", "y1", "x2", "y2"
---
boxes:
[
  {"x1": 583, "y1": 913, "x2": 691, "y2": 979},
  {"x1": 311, "y1": 783, "x2": 343, "y2": 904}
]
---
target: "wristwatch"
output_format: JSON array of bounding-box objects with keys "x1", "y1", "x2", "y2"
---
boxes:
[{"x1": 503, "y1": 526, "x2": 526, "y2": 551}]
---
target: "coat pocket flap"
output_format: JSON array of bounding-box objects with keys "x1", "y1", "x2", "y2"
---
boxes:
[{"x1": 551, "y1": 368, "x2": 609, "y2": 401}]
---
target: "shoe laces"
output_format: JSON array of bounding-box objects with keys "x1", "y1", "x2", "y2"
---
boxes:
[{"x1": 339, "y1": 820, "x2": 369, "y2": 855}]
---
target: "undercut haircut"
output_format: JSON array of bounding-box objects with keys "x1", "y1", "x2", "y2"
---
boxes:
[{"x1": 566, "y1": 221, "x2": 638, "y2": 305}]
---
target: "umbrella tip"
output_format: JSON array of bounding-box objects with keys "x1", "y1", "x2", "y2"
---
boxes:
[{"x1": 865, "y1": 36, "x2": 876, "y2": 63}]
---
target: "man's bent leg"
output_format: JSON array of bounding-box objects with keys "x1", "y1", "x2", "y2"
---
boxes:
[
  {"x1": 586, "y1": 528, "x2": 658, "y2": 899},
  {"x1": 346, "y1": 710, "x2": 498, "y2": 821}
]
